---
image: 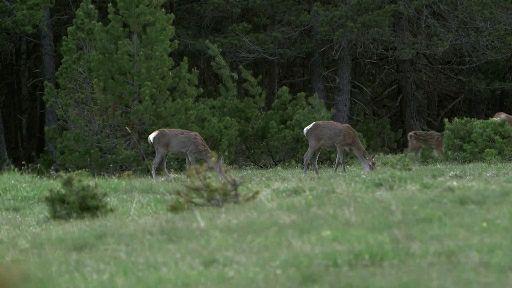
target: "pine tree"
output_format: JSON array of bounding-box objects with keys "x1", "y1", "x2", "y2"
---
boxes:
[
  {"x1": 50, "y1": 0, "x2": 99, "y2": 122},
  {"x1": 314, "y1": 1, "x2": 395, "y2": 123},
  {"x1": 50, "y1": 0, "x2": 201, "y2": 173},
  {"x1": 45, "y1": 0, "x2": 102, "y2": 170},
  {"x1": 93, "y1": 0, "x2": 176, "y2": 131}
]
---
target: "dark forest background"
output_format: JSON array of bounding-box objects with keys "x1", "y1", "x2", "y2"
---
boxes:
[{"x1": 1, "y1": 0, "x2": 512, "y2": 173}]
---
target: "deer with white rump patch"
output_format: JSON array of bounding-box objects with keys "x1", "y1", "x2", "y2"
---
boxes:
[
  {"x1": 407, "y1": 131, "x2": 443, "y2": 157},
  {"x1": 148, "y1": 129, "x2": 223, "y2": 179},
  {"x1": 303, "y1": 121, "x2": 375, "y2": 174}
]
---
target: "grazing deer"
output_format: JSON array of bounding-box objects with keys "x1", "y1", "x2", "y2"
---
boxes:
[
  {"x1": 491, "y1": 112, "x2": 512, "y2": 126},
  {"x1": 303, "y1": 121, "x2": 375, "y2": 174},
  {"x1": 407, "y1": 131, "x2": 443, "y2": 157},
  {"x1": 148, "y1": 129, "x2": 222, "y2": 179}
]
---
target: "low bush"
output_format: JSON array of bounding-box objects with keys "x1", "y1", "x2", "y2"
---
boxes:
[
  {"x1": 45, "y1": 172, "x2": 112, "y2": 220},
  {"x1": 443, "y1": 117, "x2": 512, "y2": 162},
  {"x1": 169, "y1": 164, "x2": 259, "y2": 213}
]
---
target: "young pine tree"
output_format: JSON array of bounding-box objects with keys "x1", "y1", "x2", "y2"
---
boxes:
[
  {"x1": 45, "y1": 0, "x2": 103, "y2": 171},
  {"x1": 50, "y1": 0, "x2": 200, "y2": 173}
]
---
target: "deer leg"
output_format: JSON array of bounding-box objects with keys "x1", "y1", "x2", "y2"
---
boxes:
[
  {"x1": 406, "y1": 143, "x2": 413, "y2": 154},
  {"x1": 303, "y1": 146, "x2": 315, "y2": 175},
  {"x1": 407, "y1": 141, "x2": 419, "y2": 157},
  {"x1": 334, "y1": 153, "x2": 340, "y2": 172},
  {"x1": 434, "y1": 146, "x2": 443, "y2": 158},
  {"x1": 313, "y1": 151, "x2": 320, "y2": 175},
  {"x1": 162, "y1": 156, "x2": 172, "y2": 178},
  {"x1": 335, "y1": 146, "x2": 346, "y2": 173},
  {"x1": 185, "y1": 154, "x2": 192, "y2": 168},
  {"x1": 151, "y1": 151, "x2": 165, "y2": 179},
  {"x1": 187, "y1": 153, "x2": 197, "y2": 166}
]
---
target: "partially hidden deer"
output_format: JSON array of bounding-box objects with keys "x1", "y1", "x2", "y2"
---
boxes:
[
  {"x1": 303, "y1": 121, "x2": 375, "y2": 174},
  {"x1": 491, "y1": 112, "x2": 512, "y2": 126},
  {"x1": 148, "y1": 128, "x2": 222, "y2": 179},
  {"x1": 407, "y1": 131, "x2": 443, "y2": 157}
]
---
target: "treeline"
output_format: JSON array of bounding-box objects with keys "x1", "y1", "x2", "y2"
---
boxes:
[{"x1": 1, "y1": 0, "x2": 511, "y2": 172}]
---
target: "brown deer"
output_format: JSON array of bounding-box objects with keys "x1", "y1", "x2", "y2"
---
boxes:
[
  {"x1": 148, "y1": 129, "x2": 222, "y2": 179},
  {"x1": 407, "y1": 131, "x2": 443, "y2": 157},
  {"x1": 303, "y1": 121, "x2": 375, "y2": 174},
  {"x1": 491, "y1": 112, "x2": 512, "y2": 126}
]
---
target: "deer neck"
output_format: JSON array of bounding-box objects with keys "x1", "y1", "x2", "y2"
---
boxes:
[{"x1": 352, "y1": 145, "x2": 372, "y2": 171}]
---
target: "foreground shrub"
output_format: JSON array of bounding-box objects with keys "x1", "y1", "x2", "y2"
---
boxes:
[
  {"x1": 45, "y1": 172, "x2": 111, "y2": 220},
  {"x1": 169, "y1": 164, "x2": 259, "y2": 213},
  {"x1": 444, "y1": 117, "x2": 512, "y2": 162}
]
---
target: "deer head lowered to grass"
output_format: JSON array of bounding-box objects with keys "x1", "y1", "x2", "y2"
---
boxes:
[
  {"x1": 491, "y1": 112, "x2": 512, "y2": 126},
  {"x1": 147, "y1": 128, "x2": 225, "y2": 179},
  {"x1": 303, "y1": 121, "x2": 375, "y2": 174},
  {"x1": 407, "y1": 130, "x2": 444, "y2": 157}
]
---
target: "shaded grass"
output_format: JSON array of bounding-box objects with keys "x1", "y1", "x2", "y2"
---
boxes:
[{"x1": 1, "y1": 161, "x2": 512, "y2": 287}]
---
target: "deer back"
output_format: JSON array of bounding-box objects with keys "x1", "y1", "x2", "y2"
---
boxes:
[
  {"x1": 304, "y1": 121, "x2": 375, "y2": 171},
  {"x1": 149, "y1": 129, "x2": 211, "y2": 159},
  {"x1": 305, "y1": 121, "x2": 365, "y2": 151},
  {"x1": 408, "y1": 131, "x2": 443, "y2": 148}
]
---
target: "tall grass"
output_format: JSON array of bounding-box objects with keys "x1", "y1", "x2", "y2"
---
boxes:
[{"x1": 1, "y1": 160, "x2": 511, "y2": 287}]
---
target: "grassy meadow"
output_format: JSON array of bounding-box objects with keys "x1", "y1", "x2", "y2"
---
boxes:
[{"x1": 1, "y1": 159, "x2": 512, "y2": 287}]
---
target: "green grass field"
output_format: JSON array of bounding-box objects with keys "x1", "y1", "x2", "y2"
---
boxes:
[{"x1": 1, "y1": 160, "x2": 512, "y2": 287}]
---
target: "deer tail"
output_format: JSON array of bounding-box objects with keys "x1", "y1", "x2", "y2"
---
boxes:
[
  {"x1": 148, "y1": 130, "x2": 159, "y2": 145},
  {"x1": 303, "y1": 122, "x2": 315, "y2": 136}
]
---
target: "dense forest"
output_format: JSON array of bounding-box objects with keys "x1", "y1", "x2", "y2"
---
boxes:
[{"x1": 1, "y1": 0, "x2": 512, "y2": 173}]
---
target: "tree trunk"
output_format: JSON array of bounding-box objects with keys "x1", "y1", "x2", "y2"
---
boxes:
[
  {"x1": 265, "y1": 59, "x2": 279, "y2": 108},
  {"x1": 40, "y1": 5, "x2": 58, "y2": 165},
  {"x1": 467, "y1": 88, "x2": 485, "y2": 119},
  {"x1": 311, "y1": 52, "x2": 326, "y2": 104},
  {"x1": 0, "y1": 106, "x2": 10, "y2": 169},
  {"x1": 310, "y1": 7, "x2": 327, "y2": 105},
  {"x1": 396, "y1": 12, "x2": 423, "y2": 133},
  {"x1": 20, "y1": 37, "x2": 38, "y2": 163},
  {"x1": 333, "y1": 38, "x2": 351, "y2": 124},
  {"x1": 398, "y1": 58, "x2": 423, "y2": 132}
]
